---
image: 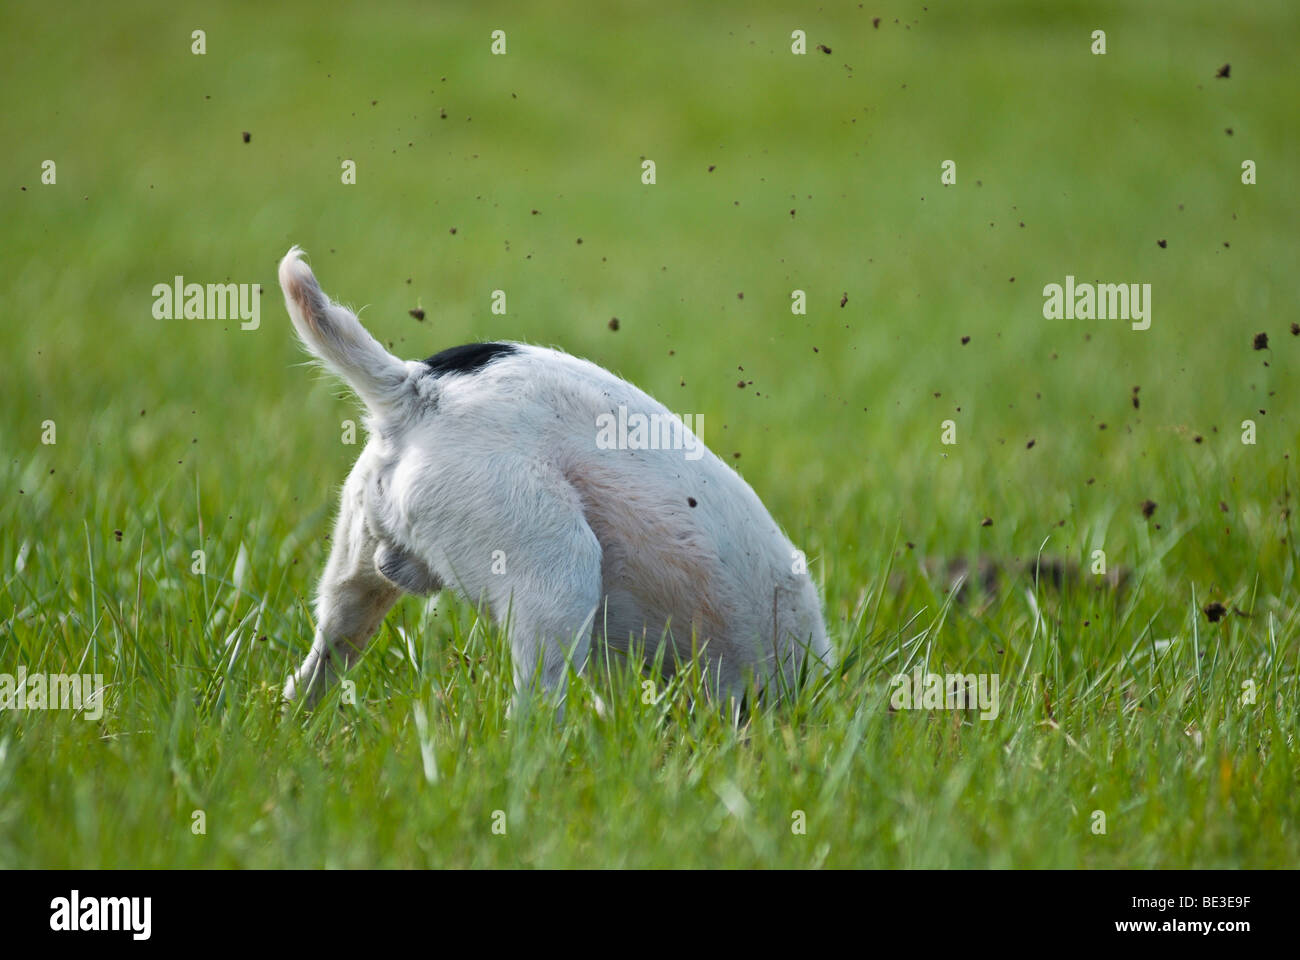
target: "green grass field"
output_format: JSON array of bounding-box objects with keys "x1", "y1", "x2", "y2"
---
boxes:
[{"x1": 1, "y1": 0, "x2": 1298, "y2": 868}]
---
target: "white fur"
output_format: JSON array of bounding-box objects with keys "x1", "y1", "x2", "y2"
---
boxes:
[{"x1": 278, "y1": 247, "x2": 832, "y2": 711}]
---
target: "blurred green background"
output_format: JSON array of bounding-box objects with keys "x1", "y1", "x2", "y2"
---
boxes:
[{"x1": 0, "y1": 1, "x2": 1297, "y2": 867}]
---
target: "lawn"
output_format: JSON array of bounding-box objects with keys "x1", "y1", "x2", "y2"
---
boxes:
[{"x1": 0, "y1": 0, "x2": 1297, "y2": 868}]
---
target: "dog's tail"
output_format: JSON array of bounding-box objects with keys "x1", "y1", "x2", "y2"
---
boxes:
[{"x1": 278, "y1": 246, "x2": 412, "y2": 411}]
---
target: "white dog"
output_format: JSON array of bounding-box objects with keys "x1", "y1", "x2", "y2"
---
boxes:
[{"x1": 278, "y1": 247, "x2": 832, "y2": 710}]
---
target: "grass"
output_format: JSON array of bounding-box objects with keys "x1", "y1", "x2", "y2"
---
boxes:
[{"x1": 0, "y1": 0, "x2": 1297, "y2": 868}]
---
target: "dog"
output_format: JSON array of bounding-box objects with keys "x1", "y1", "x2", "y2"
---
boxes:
[{"x1": 277, "y1": 247, "x2": 833, "y2": 711}]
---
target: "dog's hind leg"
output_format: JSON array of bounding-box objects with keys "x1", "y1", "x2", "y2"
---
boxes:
[
  {"x1": 437, "y1": 463, "x2": 603, "y2": 715},
  {"x1": 506, "y1": 570, "x2": 601, "y2": 715},
  {"x1": 501, "y1": 519, "x2": 603, "y2": 714},
  {"x1": 284, "y1": 475, "x2": 401, "y2": 708}
]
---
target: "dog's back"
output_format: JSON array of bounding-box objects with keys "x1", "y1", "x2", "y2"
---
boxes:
[{"x1": 423, "y1": 343, "x2": 832, "y2": 688}]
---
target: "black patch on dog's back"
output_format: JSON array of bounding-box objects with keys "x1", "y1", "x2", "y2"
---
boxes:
[{"x1": 423, "y1": 342, "x2": 517, "y2": 377}]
